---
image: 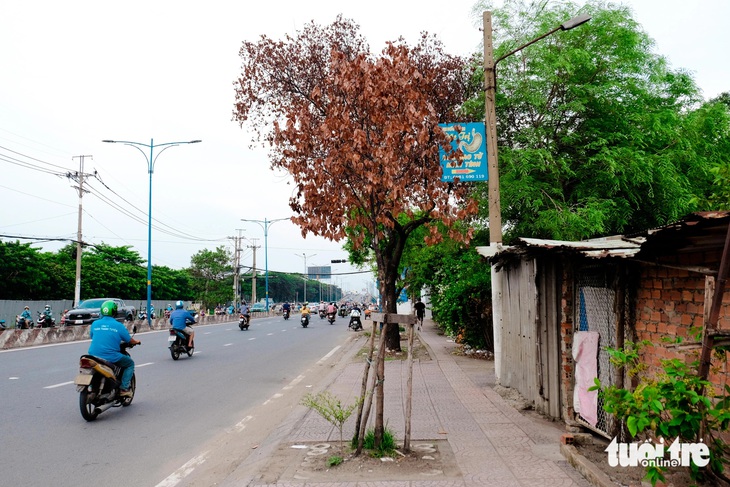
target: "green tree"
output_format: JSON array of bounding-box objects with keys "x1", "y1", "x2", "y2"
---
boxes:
[
  {"x1": 189, "y1": 246, "x2": 233, "y2": 309},
  {"x1": 467, "y1": 0, "x2": 725, "y2": 242},
  {"x1": 0, "y1": 240, "x2": 49, "y2": 299},
  {"x1": 80, "y1": 244, "x2": 146, "y2": 299}
]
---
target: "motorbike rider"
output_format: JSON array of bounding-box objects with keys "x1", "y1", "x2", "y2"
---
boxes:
[
  {"x1": 349, "y1": 304, "x2": 363, "y2": 330},
  {"x1": 88, "y1": 300, "x2": 140, "y2": 397},
  {"x1": 326, "y1": 302, "x2": 337, "y2": 317},
  {"x1": 301, "y1": 302, "x2": 311, "y2": 321},
  {"x1": 240, "y1": 301, "x2": 251, "y2": 320},
  {"x1": 42, "y1": 304, "x2": 53, "y2": 321},
  {"x1": 170, "y1": 300, "x2": 196, "y2": 348},
  {"x1": 282, "y1": 301, "x2": 291, "y2": 317},
  {"x1": 19, "y1": 306, "x2": 33, "y2": 328}
]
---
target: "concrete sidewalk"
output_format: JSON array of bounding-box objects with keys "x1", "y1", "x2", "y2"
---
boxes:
[{"x1": 224, "y1": 319, "x2": 591, "y2": 486}]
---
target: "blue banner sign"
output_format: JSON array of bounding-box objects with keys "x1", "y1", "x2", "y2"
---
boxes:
[{"x1": 438, "y1": 122, "x2": 488, "y2": 182}]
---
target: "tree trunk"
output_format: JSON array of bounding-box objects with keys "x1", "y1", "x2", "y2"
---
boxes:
[
  {"x1": 374, "y1": 321, "x2": 388, "y2": 448},
  {"x1": 404, "y1": 322, "x2": 415, "y2": 451},
  {"x1": 381, "y1": 278, "x2": 401, "y2": 352}
]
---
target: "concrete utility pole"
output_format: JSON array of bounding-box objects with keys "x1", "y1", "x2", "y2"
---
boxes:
[
  {"x1": 231, "y1": 229, "x2": 245, "y2": 306},
  {"x1": 248, "y1": 239, "x2": 260, "y2": 304},
  {"x1": 67, "y1": 155, "x2": 94, "y2": 308}
]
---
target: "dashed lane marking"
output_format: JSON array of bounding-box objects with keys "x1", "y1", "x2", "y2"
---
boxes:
[
  {"x1": 44, "y1": 381, "x2": 73, "y2": 389},
  {"x1": 154, "y1": 450, "x2": 210, "y2": 487},
  {"x1": 316, "y1": 346, "x2": 341, "y2": 365}
]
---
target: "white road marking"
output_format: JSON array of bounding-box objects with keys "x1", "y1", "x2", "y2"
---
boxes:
[
  {"x1": 234, "y1": 415, "x2": 253, "y2": 433},
  {"x1": 248, "y1": 337, "x2": 256, "y2": 341},
  {"x1": 224, "y1": 343, "x2": 233, "y2": 347},
  {"x1": 204, "y1": 332, "x2": 212, "y2": 335},
  {"x1": 137, "y1": 362, "x2": 154, "y2": 367},
  {"x1": 154, "y1": 450, "x2": 210, "y2": 487},
  {"x1": 282, "y1": 374, "x2": 305, "y2": 390},
  {"x1": 44, "y1": 381, "x2": 74, "y2": 389},
  {"x1": 9, "y1": 377, "x2": 19, "y2": 380},
  {"x1": 316, "y1": 346, "x2": 341, "y2": 365},
  {"x1": 267, "y1": 333, "x2": 274, "y2": 336},
  {"x1": 262, "y1": 393, "x2": 284, "y2": 405}
]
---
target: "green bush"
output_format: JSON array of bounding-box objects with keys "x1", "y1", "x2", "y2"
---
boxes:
[{"x1": 591, "y1": 341, "x2": 730, "y2": 485}]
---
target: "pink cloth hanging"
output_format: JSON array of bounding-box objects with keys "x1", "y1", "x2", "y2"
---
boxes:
[{"x1": 572, "y1": 331, "x2": 600, "y2": 427}]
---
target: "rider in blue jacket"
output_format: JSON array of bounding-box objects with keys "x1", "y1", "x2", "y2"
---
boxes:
[
  {"x1": 88, "y1": 300, "x2": 140, "y2": 397},
  {"x1": 169, "y1": 300, "x2": 196, "y2": 348}
]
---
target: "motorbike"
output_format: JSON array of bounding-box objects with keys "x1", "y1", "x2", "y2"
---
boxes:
[
  {"x1": 338, "y1": 305, "x2": 348, "y2": 317},
  {"x1": 36, "y1": 311, "x2": 55, "y2": 328},
  {"x1": 327, "y1": 312, "x2": 336, "y2": 325},
  {"x1": 137, "y1": 310, "x2": 147, "y2": 322},
  {"x1": 349, "y1": 309, "x2": 363, "y2": 331},
  {"x1": 15, "y1": 315, "x2": 32, "y2": 329},
  {"x1": 168, "y1": 327, "x2": 195, "y2": 360},
  {"x1": 74, "y1": 334, "x2": 139, "y2": 421},
  {"x1": 319, "y1": 308, "x2": 326, "y2": 320},
  {"x1": 283, "y1": 309, "x2": 290, "y2": 320},
  {"x1": 301, "y1": 313, "x2": 310, "y2": 328},
  {"x1": 238, "y1": 313, "x2": 250, "y2": 330}
]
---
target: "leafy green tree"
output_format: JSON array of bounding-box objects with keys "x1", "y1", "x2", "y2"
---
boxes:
[
  {"x1": 152, "y1": 265, "x2": 194, "y2": 301},
  {"x1": 0, "y1": 240, "x2": 48, "y2": 299},
  {"x1": 189, "y1": 246, "x2": 233, "y2": 309},
  {"x1": 467, "y1": 0, "x2": 726, "y2": 242},
  {"x1": 402, "y1": 228, "x2": 492, "y2": 349},
  {"x1": 80, "y1": 244, "x2": 146, "y2": 299}
]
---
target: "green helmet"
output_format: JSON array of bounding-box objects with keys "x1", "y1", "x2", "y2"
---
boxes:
[{"x1": 101, "y1": 300, "x2": 118, "y2": 317}]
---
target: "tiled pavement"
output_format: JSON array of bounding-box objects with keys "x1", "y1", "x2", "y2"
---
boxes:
[{"x1": 226, "y1": 320, "x2": 591, "y2": 487}]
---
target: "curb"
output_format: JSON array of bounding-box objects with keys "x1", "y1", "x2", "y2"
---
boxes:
[{"x1": 561, "y1": 443, "x2": 617, "y2": 487}]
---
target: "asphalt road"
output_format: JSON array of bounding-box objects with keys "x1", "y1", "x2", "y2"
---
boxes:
[{"x1": 0, "y1": 313, "x2": 353, "y2": 487}]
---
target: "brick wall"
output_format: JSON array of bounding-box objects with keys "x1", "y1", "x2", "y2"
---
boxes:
[
  {"x1": 634, "y1": 253, "x2": 730, "y2": 392},
  {"x1": 560, "y1": 262, "x2": 577, "y2": 422}
]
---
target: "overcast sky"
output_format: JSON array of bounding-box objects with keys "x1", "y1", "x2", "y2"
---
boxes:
[{"x1": 1, "y1": 0, "x2": 727, "y2": 297}]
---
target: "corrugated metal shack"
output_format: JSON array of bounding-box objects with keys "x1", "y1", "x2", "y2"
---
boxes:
[{"x1": 478, "y1": 211, "x2": 730, "y2": 438}]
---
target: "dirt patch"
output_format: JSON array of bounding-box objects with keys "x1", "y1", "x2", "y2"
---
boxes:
[
  {"x1": 255, "y1": 440, "x2": 461, "y2": 484},
  {"x1": 574, "y1": 437, "x2": 697, "y2": 487},
  {"x1": 354, "y1": 334, "x2": 431, "y2": 362}
]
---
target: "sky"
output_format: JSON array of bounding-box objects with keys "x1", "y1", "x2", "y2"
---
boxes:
[{"x1": 1, "y1": 0, "x2": 728, "y2": 298}]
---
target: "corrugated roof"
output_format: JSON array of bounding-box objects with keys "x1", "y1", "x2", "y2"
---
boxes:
[{"x1": 477, "y1": 212, "x2": 730, "y2": 266}]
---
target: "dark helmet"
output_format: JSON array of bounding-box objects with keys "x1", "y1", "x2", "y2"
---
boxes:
[
  {"x1": 175, "y1": 300, "x2": 184, "y2": 309},
  {"x1": 101, "y1": 300, "x2": 118, "y2": 317}
]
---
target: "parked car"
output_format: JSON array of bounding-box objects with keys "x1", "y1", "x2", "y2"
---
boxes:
[
  {"x1": 251, "y1": 303, "x2": 267, "y2": 313},
  {"x1": 64, "y1": 298, "x2": 136, "y2": 325}
]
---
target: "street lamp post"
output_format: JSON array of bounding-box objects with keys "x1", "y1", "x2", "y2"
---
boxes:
[
  {"x1": 103, "y1": 138, "x2": 201, "y2": 325},
  {"x1": 295, "y1": 252, "x2": 316, "y2": 303},
  {"x1": 241, "y1": 217, "x2": 289, "y2": 311},
  {"x1": 483, "y1": 11, "x2": 590, "y2": 378}
]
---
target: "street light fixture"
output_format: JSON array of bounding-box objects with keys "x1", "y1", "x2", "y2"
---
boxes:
[
  {"x1": 482, "y1": 10, "x2": 590, "y2": 377},
  {"x1": 240, "y1": 217, "x2": 289, "y2": 311},
  {"x1": 102, "y1": 138, "x2": 201, "y2": 325},
  {"x1": 295, "y1": 252, "x2": 316, "y2": 303}
]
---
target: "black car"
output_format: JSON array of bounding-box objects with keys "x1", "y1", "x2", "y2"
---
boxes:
[{"x1": 65, "y1": 298, "x2": 136, "y2": 326}]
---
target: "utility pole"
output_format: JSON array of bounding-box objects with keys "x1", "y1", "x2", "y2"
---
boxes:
[
  {"x1": 67, "y1": 155, "x2": 94, "y2": 308},
  {"x1": 231, "y1": 229, "x2": 245, "y2": 306},
  {"x1": 248, "y1": 238, "x2": 260, "y2": 304}
]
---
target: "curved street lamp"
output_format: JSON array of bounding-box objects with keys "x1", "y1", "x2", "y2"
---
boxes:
[
  {"x1": 102, "y1": 138, "x2": 201, "y2": 325},
  {"x1": 240, "y1": 217, "x2": 289, "y2": 311},
  {"x1": 482, "y1": 11, "x2": 590, "y2": 378}
]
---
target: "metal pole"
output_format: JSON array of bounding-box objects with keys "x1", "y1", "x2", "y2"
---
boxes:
[
  {"x1": 264, "y1": 218, "x2": 269, "y2": 311},
  {"x1": 147, "y1": 138, "x2": 154, "y2": 326}
]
